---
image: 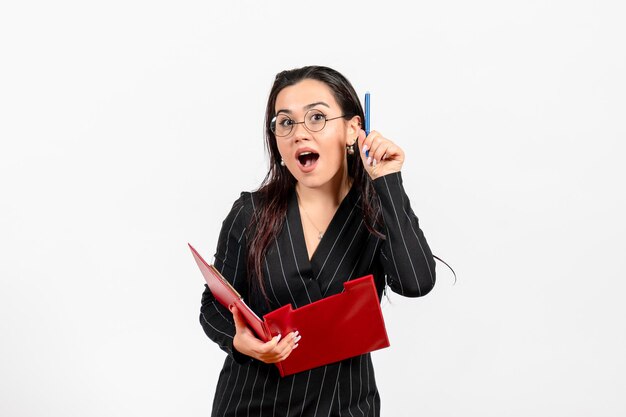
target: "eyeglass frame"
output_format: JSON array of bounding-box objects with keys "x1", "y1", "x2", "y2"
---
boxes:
[{"x1": 270, "y1": 109, "x2": 347, "y2": 137}]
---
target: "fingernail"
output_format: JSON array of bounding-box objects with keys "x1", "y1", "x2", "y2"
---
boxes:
[
  {"x1": 367, "y1": 157, "x2": 372, "y2": 165},
  {"x1": 293, "y1": 344, "x2": 299, "y2": 349},
  {"x1": 275, "y1": 334, "x2": 282, "y2": 342},
  {"x1": 294, "y1": 330, "x2": 300, "y2": 337},
  {"x1": 295, "y1": 335, "x2": 302, "y2": 343},
  {"x1": 363, "y1": 145, "x2": 368, "y2": 154},
  {"x1": 372, "y1": 159, "x2": 377, "y2": 167}
]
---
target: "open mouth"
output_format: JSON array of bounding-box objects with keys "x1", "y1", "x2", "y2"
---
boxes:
[{"x1": 297, "y1": 151, "x2": 320, "y2": 168}]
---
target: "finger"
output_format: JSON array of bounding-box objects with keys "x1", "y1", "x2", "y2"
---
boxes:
[
  {"x1": 371, "y1": 143, "x2": 393, "y2": 165},
  {"x1": 362, "y1": 131, "x2": 380, "y2": 158},
  {"x1": 231, "y1": 306, "x2": 246, "y2": 331},
  {"x1": 277, "y1": 349, "x2": 293, "y2": 362},
  {"x1": 381, "y1": 143, "x2": 404, "y2": 165},
  {"x1": 365, "y1": 138, "x2": 385, "y2": 167},
  {"x1": 268, "y1": 333, "x2": 282, "y2": 348},
  {"x1": 275, "y1": 341, "x2": 298, "y2": 362},
  {"x1": 369, "y1": 136, "x2": 386, "y2": 163},
  {"x1": 275, "y1": 331, "x2": 300, "y2": 354},
  {"x1": 266, "y1": 331, "x2": 300, "y2": 362},
  {"x1": 359, "y1": 131, "x2": 378, "y2": 167},
  {"x1": 257, "y1": 333, "x2": 282, "y2": 355}
]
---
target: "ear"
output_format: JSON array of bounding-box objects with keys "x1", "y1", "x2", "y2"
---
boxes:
[{"x1": 346, "y1": 115, "x2": 362, "y2": 145}]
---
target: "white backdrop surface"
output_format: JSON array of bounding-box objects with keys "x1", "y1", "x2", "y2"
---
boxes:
[{"x1": 1, "y1": 1, "x2": 625, "y2": 416}]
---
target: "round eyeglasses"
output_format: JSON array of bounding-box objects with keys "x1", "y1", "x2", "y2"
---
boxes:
[{"x1": 270, "y1": 109, "x2": 345, "y2": 137}]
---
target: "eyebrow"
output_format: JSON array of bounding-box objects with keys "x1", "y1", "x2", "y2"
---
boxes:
[{"x1": 276, "y1": 101, "x2": 331, "y2": 115}]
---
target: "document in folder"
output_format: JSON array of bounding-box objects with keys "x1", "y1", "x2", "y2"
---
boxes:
[{"x1": 189, "y1": 243, "x2": 390, "y2": 377}]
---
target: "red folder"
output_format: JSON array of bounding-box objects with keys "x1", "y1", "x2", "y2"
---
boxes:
[{"x1": 189, "y1": 243, "x2": 390, "y2": 377}]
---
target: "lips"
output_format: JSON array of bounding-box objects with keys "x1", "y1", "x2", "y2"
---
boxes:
[{"x1": 295, "y1": 148, "x2": 320, "y2": 173}]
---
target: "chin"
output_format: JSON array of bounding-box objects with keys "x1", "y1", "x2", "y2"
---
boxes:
[
  {"x1": 295, "y1": 170, "x2": 345, "y2": 191},
  {"x1": 295, "y1": 176, "x2": 327, "y2": 189}
]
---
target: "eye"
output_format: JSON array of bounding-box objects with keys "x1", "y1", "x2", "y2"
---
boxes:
[
  {"x1": 308, "y1": 111, "x2": 326, "y2": 124},
  {"x1": 276, "y1": 116, "x2": 294, "y2": 128}
]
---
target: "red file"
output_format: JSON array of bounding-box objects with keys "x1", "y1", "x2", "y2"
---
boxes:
[{"x1": 189, "y1": 243, "x2": 390, "y2": 377}]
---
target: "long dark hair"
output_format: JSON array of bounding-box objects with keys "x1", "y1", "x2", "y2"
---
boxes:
[{"x1": 247, "y1": 66, "x2": 384, "y2": 304}]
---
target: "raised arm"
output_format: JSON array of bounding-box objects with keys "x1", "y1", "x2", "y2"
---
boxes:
[
  {"x1": 373, "y1": 172, "x2": 436, "y2": 297},
  {"x1": 357, "y1": 129, "x2": 436, "y2": 297}
]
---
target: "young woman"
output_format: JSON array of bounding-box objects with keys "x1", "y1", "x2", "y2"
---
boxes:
[{"x1": 200, "y1": 65, "x2": 436, "y2": 416}]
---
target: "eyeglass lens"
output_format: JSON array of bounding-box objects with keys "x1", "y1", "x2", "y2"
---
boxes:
[{"x1": 272, "y1": 109, "x2": 328, "y2": 137}]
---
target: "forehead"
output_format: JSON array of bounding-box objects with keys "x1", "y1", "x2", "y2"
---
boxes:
[{"x1": 275, "y1": 79, "x2": 339, "y2": 113}]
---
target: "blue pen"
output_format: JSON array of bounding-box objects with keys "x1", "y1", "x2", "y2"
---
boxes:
[{"x1": 364, "y1": 92, "x2": 370, "y2": 157}]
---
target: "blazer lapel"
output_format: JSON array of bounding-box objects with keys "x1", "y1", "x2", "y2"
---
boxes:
[{"x1": 309, "y1": 186, "x2": 361, "y2": 294}]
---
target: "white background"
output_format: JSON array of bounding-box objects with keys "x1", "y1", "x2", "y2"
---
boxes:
[{"x1": 1, "y1": 1, "x2": 625, "y2": 416}]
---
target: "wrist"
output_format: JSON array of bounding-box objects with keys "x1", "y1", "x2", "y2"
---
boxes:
[{"x1": 231, "y1": 336, "x2": 252, "y2": 364}]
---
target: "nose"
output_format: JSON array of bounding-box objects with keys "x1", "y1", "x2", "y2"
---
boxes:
[{"x1": 291, "y1": 122, "x2": 310, "y2": 142}]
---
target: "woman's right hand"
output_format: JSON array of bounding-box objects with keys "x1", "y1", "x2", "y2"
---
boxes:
[{"x1": 231, "y1": 306, "x2": 301, "y2": 364}]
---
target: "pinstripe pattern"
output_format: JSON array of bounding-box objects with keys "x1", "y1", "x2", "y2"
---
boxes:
[{"x1": 200, "y1": 172, "x2": 436, "y2": 416}]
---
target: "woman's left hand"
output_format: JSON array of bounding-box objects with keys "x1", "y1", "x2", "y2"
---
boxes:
[{"x1": 357, "y1": 129, "x2": 404, "y2": 180}]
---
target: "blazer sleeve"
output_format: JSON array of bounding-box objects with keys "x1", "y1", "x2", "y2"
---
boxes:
[
  {"x1": 199, "y1": 192, "x2": 252, "y2": 364},
  {"x1": 372, "y1": 172, "x2": 436, "y2": 297}
]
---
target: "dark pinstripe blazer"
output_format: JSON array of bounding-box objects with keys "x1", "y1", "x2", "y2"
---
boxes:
[{"x1": 200, "y1": 172, "x2": 436, "y2": 417}]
